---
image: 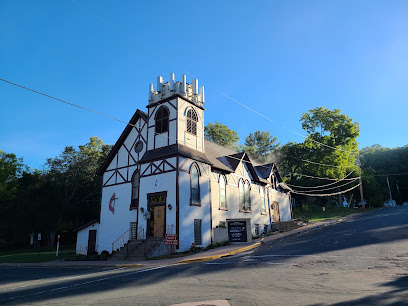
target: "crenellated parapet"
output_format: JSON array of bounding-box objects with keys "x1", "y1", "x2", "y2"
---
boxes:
[{"x1": 148, "y1": 73, "x2": 205, "y2": 106}]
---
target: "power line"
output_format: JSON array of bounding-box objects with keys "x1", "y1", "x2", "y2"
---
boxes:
[
  {"x1": 0, "y1": 78, "x2": 131, "y2": 127},
  {"x1": 286, "y1": 170, "x2": 357, "y2": 189},
  {"x1": 70, "y1": 0, "x2": 359, "y2": 156},
  {"x1": 290, "y1": 183, "x2": 361, "y2": 197},
  {"x1": 288, "y1": 178, "x2": 359, "y2": 193},
  {"x1": 291, "y1": 172, "x2": 358, "y2": 181},
  {"x1": 1, "y1": 77, "x2": 359, "y2": 186},
  {"x1": 373, "y1": 173, "x2": 408, "y2": 177},
  {"x1": 0, "y1": 78, "x2": 346, "y2": 169}
]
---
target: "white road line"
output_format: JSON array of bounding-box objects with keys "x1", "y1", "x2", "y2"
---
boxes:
[
  {"x1": 0, "y1": 265, "x2": 174, "y2": 303},
  {"x1": 0, "y1": 267, "x2": 127, "y2": 291}
]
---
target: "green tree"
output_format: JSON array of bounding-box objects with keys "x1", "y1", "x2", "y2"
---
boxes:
[
  {"x1": 204, "y1": 121, "x2": 240, "y2": 150},
  {"x1": 300, "y1": 107, "x2": 360, "y2": 179},
  {"x1": 0, "y1": 151, "x2": 26, "y2": 204},
  {"x1": 243, "y1": 131, "x2": 280, "y2": 157},
  {"x1": 277, "y1": 142, "x2": 309, "y2": 182},
  {"x1": 45, "y1": 137, "x2": 111, "y2": 245}
]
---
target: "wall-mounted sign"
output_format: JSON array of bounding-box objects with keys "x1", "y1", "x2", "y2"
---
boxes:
[
  {"x1": 153, "y1": 177, "x2": 162, "y2": 189},
  {"x1": 228, "y1": 221, "x2": 247, "y2": 242}
]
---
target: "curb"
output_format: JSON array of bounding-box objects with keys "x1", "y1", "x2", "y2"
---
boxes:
[{"x1": 176, "y1": 242, "x2": 262, "y2": 264}]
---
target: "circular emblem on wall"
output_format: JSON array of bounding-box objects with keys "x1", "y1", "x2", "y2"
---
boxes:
[
  {"x1": 134, "y1": 141, "x2": 143, "y2": 153},
  {"x1": 153, "y1": 177, "x2": 162, "y2": 189}
]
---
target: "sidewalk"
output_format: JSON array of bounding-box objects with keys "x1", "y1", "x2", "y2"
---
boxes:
[{"x1": 0, "y1": 215, "x2": 355, "y2": 269}]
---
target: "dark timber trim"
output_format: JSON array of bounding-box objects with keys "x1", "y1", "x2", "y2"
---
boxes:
[{"x1": 146, "y1": 94, "x2": 205, "y2": 110}]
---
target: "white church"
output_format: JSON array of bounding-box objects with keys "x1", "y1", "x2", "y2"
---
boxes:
[{"x1": 76, "y1": 74, "x2": 292, "y2": 257}]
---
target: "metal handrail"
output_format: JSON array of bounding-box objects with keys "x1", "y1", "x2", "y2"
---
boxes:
[
  {"x1": 137, "y1": 227, "x2": 144, "y2": 240},
  {"x1": 112, "y1": 227, "x2": 130, "y2": 253},
  {"x1": 142, "y1": 224, "x2": 165, "y2": 257}
]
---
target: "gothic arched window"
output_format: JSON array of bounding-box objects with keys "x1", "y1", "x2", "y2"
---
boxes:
[
  {"x1": 219, "y1": 175, "x2": 227, "y2": 209},
  {"x1": 131, "y1": 170, "x2": 140, "y2": 209},
  {"x1": 190, "y1": 164, "x2": 200, "y2": 205},
  {"x1": 239, "y1": 179, "x2": 245, "y2": 211},
  {"x1": 260, "y1": 187, "x2": 266, "y2": 214},
  {"x1": 244, "y1": 180, "x2": 251, "y2": 211},
  {"x1": 186, "y1": 108, "x2": 198, "y2": 135},
  {"x1": 155, "y1": 106, "x2": 169, "y2": 134}
]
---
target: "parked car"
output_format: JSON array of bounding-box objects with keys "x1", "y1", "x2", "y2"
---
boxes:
[
  {"x1": 384, "y1": 199, "x2": 397, "y2": 207},
  {"x1": 402, "y1": 202, "x2": 408, "y2": 206}
]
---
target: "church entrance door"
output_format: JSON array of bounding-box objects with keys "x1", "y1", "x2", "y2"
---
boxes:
[{"x1": 147, "y1": 192, "x2": 166, "y2": 238}]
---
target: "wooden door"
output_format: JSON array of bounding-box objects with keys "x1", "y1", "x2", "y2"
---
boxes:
[
  {"x1": 272, "y1": 202, "x2": 280, "y2": 222},
  {"x1": 153, "y1": 206, "x2": 165, "y2": 238},
  {"x1": 87, "y1": 230, "x2": 97, "y2": 255}
]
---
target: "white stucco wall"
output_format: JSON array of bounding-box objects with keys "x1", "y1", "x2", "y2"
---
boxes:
[
  {"x1": 137, "y1": 170, "x2": 177, "y2": 239},
  {"x1": 278, "y1": 193, "x2": 292, "y2": 222},
  {"x1": 97, "y1": 183, "x2": 137, "y2": 254},
  {"x1": 177, "y1": 97, "x2": 204, "y2": 153},
  {"x1": 76, "y1": 222, "x2": 99, "y2": 255},
  {"x1": 178, "y1": 160, "x2": 211, "y2": 251},
  {"x1": 210, "y1": 168, "x2": 272, "y2": 239}
]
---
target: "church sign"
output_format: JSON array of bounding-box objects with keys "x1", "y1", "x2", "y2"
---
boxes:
[{"x1": 228, "y1": 221, "x2": 247, "y2": 242}]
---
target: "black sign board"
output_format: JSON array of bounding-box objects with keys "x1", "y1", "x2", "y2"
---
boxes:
[{"x1": 228, "y1": 221, "x2": 247, "y2": 242}]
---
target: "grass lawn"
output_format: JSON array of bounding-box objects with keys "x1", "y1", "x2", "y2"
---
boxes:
[
  {"x1": 0, "y1": 248, "x2": 76, "y2": 263},
  {"x1": 293, "y1": 206, "x2": 377, "y2": 222}
]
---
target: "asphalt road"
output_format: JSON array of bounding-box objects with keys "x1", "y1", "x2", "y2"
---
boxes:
[{"x1": 1, "y1": 207, "x2": 408, "y2": 305}]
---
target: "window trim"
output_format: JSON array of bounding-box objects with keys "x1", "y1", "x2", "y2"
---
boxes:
[
  {"x1": 186, "y1": 108, "x2": 198, "y2": 136},
  {"x1": 130, "y1": 169, "x2": 140, "y2": 210},
  {"x1": 219, "y1": 174, "x2": 227, "y2": 210},
  {"x1": 239, "y1": 179, "x2": 252, "y2": 213},
  {"x1": 190, "y1": 163, "x2": 201, "y2": 206},
  {"x1": 155, "y1": 106, "x2": 169, "y2": 135},
  {"x1": 260, "y1": 186, "x2": 267, "y2": 215}
]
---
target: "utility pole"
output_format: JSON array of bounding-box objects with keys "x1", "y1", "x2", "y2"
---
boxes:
[
  {"x1": 386, "y1": 177, "x2": 393, "y2": 201},
  {"x1": 357, "y1": 154, "x2": 365, "y2": 210}
]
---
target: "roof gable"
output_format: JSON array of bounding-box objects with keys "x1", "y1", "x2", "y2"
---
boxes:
[{"x1": 97, "y1": 109, "x2": 147, "y2": 176}]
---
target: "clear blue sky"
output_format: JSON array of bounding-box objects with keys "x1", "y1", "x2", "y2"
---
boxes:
[{"x1": 1, "y1": 0, "x2": 407, "y2": 169}]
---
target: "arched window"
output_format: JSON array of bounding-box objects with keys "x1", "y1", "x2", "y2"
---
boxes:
[
  {"x1": 186, "y1": 108, "x2": 198, "y2": 135},
  {"x1": 190, "y1": 164, "x2": 200, "y2": 205},
  {"x1": 220, "y1": 175, "x2": 227, "y2": 209},
  {"x1": 260, "y1": 187, "x2": 266, "y2": 214},
  {"x1": 244, "y1": 180, "x2": 251, "y2": 211},
  {"x1": 155, "y1": 106, "x2": 169, "y2": 134},
  {"x1": 131, "y1": 170, "x2": 140, "y2": 209},
  {"x1": 239, "y1": 180, "x2": 245, "y2": 211}
]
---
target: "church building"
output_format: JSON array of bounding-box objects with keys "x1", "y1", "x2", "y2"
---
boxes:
[{"x1": 76, "y1": 74, "x2": 292, "y2": 256}]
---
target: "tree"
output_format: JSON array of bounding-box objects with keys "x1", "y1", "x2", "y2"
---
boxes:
[
  {"x1": 45, "y1": 137, "x2": 111, "y2": 245},
  {"x1": 299, "y1": 107, "x2": 360, "y2": 179},
  {"x1": 243, "y1": 131, "x2": 280, "y2": 158},
  {"x1": 204, "y1": 121, "x2": 240, "y2": 150},
  {"x1": 0, "y1": 151, "x2": 26, "y2": 204},
  {"x1": 277, "y1": 142, "x2": 309, "y2": 182}
]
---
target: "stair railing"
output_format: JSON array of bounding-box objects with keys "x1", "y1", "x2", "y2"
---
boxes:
[
  {"x1": 137, "y1": 227, "x2": 144, "y2": 240},
  {"x1": 143, "y1": 225, "x2": 165, "y2": 257},
  {"x1": 112, "y1": 226, "x2": 130, "y2": 253}
]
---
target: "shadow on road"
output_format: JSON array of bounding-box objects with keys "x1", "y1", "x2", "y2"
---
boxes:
[{"x1": 1, "y1": 207, "x2": 407, "y2": 304}]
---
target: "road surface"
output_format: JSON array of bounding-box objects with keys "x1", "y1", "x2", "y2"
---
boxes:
[{"x1": 1, "y1": 207, "x2": 408, "y2": 305}]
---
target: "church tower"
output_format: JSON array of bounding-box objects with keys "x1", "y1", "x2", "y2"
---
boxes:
[{"x1": 146, "y1": 73, "x2": 205, "y2": 153}]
